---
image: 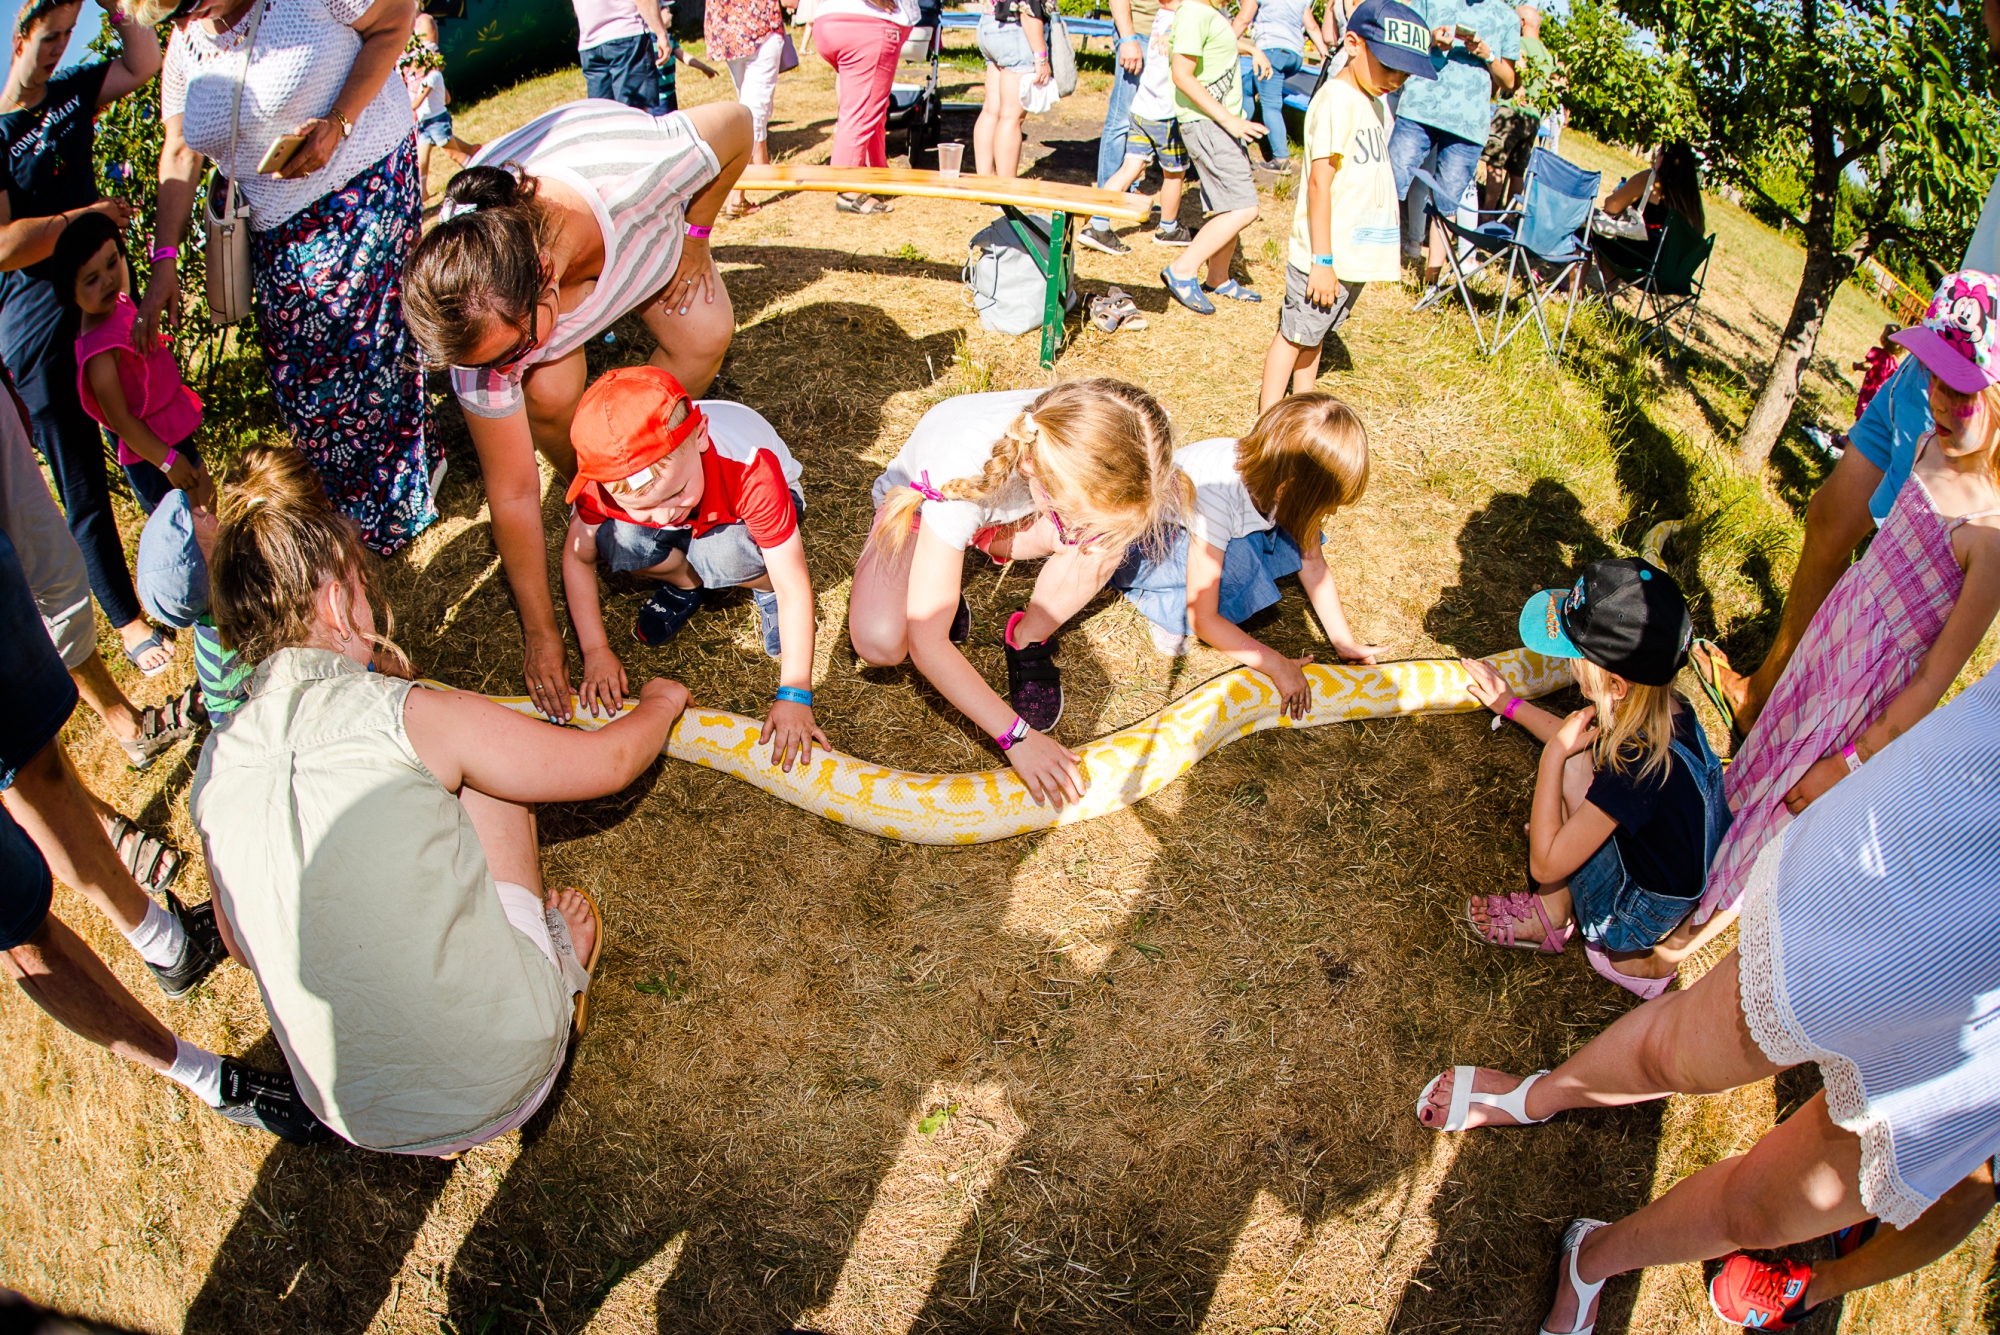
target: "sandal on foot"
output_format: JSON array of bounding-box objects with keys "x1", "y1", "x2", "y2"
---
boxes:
[
  {"x1": 1468, "y1": 890, "x2": 1573, "y2": 953},
  {"x1": 105, "y1": 813, "x2": 183, "y2": 896},
  {"x1": 545, "y1": 886, "x2": 605, "y2": 1035},
  {"x1": 123, "y1": 629, "x2": 174, "y2": 678},
  {"x1": 1542, "y1": 1218, "x2": 1610, "y2": 1335},
  {"x1": 1204, "y1": 278, "x2": 1263, "y2": 303},
  {"x1": 835, "y1": 192, "x2": 893, "y2": 215},
  {"x1": 1689, "y1": 639, "x2": 1744, "y2": 748},
  {"x1": 1160, "y1": 267, "x2": 1215, "y2": 315},
  {"x1": 1584, "y1": 941, "x2": 1674, "y2": 1000},
  {"x1": 120, "y1": 684, "x2": 200, "y2": 771},
  {"x1": 1415, "y1": 1066, "x2": 1554, "y2": 1131}
]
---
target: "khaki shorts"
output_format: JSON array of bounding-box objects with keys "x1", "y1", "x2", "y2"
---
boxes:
[
  {"x1": 1179, "y1": 116, "x2": 1259, "y2": 214},
  {"x1": 1278, "y1": 265, "x2": 1364, "y2": 348}
]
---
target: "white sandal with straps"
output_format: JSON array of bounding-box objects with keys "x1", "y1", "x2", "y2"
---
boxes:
[
  {"x1": 1415, "y1": 1066, "x2": 1556, "y2": 1131},
  {"x1": 1540, "y1": 1217, "x2": 1609, "y2": 1335}
]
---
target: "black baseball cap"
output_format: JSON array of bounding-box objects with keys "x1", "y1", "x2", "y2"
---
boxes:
[
  {"x1": 1518, "y1": 558, "x2": 1693, "y2": 686},
  {"x1": 1346, "y1": 0, "x2": 1442, "y2": 80}
]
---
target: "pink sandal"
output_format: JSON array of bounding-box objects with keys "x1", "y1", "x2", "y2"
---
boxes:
[
  {"x1": 1468, "y1": 891, "x2": 1574, "y2": 953},
  {"x1": 1584, "y1": 941, "x2": 1674, "y2": 1000}
]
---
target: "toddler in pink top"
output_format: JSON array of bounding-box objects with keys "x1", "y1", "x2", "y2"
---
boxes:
[{"x1": 53, "y1": 212, "x2": 210, "y2": 513}]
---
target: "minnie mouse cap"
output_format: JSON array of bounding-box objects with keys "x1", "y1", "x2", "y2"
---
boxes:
[{"x1": 1890, "y1": 270, "x2": 2000, "y2": 394}]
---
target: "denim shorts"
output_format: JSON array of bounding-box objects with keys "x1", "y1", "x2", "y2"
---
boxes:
[
  {"x1": 1566, "y1": 834, "x2": 1700, "y2": 953},
  {"x1": 593, "y1": 491, "x2": 804, "y2": 589},
  {"x1": 1125, "y1": 115, "x2": 1189, "y2": 174},
  {"x1": 1112, "y1": 523, "x2": 1304, "y2": 636},
  {"x1": 417, "y1": 111, "x2": 454, "y2": 146},
  {"x1": 976, "y1": 15, "x2": 1036, "y2": 71},
  {"x1": 0, "y1": 526, "x2": 78, "y2": 792}
]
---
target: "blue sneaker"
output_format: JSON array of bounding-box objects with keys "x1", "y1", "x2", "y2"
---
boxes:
[
  {"x1": 634, "y1": 582, "x2": 704, "y2": 646},
  {"x1": 752, "y1": 588, "x2": 782, "y2": 658}
]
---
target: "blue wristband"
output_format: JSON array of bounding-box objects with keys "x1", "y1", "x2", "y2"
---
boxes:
[
  {"x1": 774, "y1": 686, "x2": 813, "y2": 706},
  {"x1": 1118, "y1": 33, "x2": 1144, "y2": 45},
  {"x1": 1311, "y1": 254, "x2": 1337, "y2": 267}
]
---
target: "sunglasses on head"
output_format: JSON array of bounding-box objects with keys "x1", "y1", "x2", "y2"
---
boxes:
[{"x1": 165, "y1": 0, "x2": 209, "y2": 23}]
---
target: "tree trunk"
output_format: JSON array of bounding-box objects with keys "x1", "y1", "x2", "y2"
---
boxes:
[{"x1": 1736, "y1": 239, "x2": 1850, "y2": 471}]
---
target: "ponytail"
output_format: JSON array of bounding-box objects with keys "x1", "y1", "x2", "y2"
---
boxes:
[
  {"x1": 401, "y1": 164, "x2": 557, "y2": 370},
  {"x1": 210, "y1": 443, "x2": 410, "y2": 675}
]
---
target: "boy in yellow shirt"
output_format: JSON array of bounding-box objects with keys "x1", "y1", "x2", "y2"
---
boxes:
[{"x1": 1258, "y1": 0, "x2": 1438, "y2": 408}]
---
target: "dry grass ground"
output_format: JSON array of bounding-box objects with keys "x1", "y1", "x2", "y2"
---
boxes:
[{"x1": 3, "y1": 38, "x2": 1994, "y2": 1335}]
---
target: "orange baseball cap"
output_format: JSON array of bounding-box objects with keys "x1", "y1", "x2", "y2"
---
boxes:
[{"x1": 564, "y1": 366, "x2": 708, "y2": 504}]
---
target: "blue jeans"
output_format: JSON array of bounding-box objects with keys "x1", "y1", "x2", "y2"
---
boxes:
[
  {"x1": 1240, "y1": 45, "x2": 1304, "y2": 162},
  {"x1": 1092, "y1": 54, "x2": 1143, "y2": 229},
  {"x1": 582, "y1": 32, "x2": 665, "y2": 112},
  {"x1": 1387, "y1": 116, "x2": 1481, "y2": 256}
]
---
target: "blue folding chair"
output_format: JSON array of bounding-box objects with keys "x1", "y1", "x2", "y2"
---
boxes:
[{"x1": 1412, "y1": 147, "x2": 1601, "y2": 359}]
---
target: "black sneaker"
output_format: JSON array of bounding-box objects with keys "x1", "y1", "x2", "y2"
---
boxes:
[
  {"x1": 147, "y1": 889, "x2": 224, "y2": 1001},
  {"x1": 950, "y1": 595, "x2": 972, "y2": 646},
  {"x1": 1078, "y1": 224, "x2": 1130, "y2": 256},
  {"x1": 1152, "y1": 221, "x2": 1194, "y2": 246},
  {"x1": 215, "y1": 1057, "x2": 334, "y2": 1144},
  {"x1": 633, "y1": 582, "x2": 705, "y2": 647},
  {"x1": 1003, "y1": 613, "x2": 1063, "y2": 732}
]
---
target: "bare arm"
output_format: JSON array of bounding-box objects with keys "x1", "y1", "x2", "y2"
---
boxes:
[
  {"x1": 464, "y1": 408, "x2": 577, "y2": 720},
  {"x1": 1856, "y1": 533, "x2": 2000, "y2": 756},
  {"x1": 1488, "y1": 55, "x2": 1515, "y2": 92},
  {"x1": 757, "y1": 530, "x2": 830, "y2": 772},
  {"x1": 96, "y1": 3, "x2": 163, "y2": 105},
  {"x1": 403, "y1": 677, "x2": 688, "y2": 805},
  {"x1": 1527, "y1": 708, "x2": 1616, "y2": 883},
  {"x1": 1295, "y1": 540, "x2": 1385, "y2": 662},
  {"x1": 561, "y1": 512, "x2": 627, "y2": 720},
  {"x1": 1604, "y1": 168, "x2": 1651, "y2": 215},
  {"x1": 1186, "y1": 533, "x2": 1316, "y2": 717},
  {"x1": 1172, "y1": 50, "x2": 1263, "y2": 140},
  {"x1": 1232, "y1": 0, "x2": 1258, "y2": 37},
  {"x1": 1109, "y1": 0, "x2": 1145, "y2": 74},
  {"x1": 133, "y1": 114, "x2": 204, "y2": 349},
  {"x1": 632, "y1": 0, "x2": 673, "y2": 61},
  {"x1": 277, "y1": 0, "x2": 416, "y2": 180},
  {"x1": 0, "y1": 196, "x2": 131, "y2": 272}
]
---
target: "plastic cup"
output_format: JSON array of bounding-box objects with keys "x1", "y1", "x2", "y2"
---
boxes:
[{"x1": 937, "y1": 142, "x2": 965, "y2": 180}]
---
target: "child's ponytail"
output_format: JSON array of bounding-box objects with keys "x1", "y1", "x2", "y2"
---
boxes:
[
  {"x1": 211, "y1": 443, "x2": 410, "y2": 676},
  {"x1": 401, "y1": 163, "x2": 558, "y2": 371}
]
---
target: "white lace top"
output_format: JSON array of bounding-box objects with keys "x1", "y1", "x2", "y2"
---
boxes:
[{"x1": 162, "y1": 0, "x2": 416, "y2": 231}]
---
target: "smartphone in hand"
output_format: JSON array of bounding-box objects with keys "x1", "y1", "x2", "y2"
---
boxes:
[{"x1": 256, "y1": 133, "x2": 307, "y2": 176}]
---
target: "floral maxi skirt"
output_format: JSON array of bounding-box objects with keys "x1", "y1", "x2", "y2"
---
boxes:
[{"x1": 252, "y1": 137, "x2": 436, "y2": 554}]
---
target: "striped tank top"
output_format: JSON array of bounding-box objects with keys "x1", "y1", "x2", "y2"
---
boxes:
[{"x1": 450, "y1": 102, "x2": 722, "y2": 420}]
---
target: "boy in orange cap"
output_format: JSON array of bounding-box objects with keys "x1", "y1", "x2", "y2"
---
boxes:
[{"x1": 562, "y1": 367, "x2": 827, "y2": 771}]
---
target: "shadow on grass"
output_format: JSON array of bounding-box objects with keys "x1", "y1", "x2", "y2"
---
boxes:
[{"x1": 1423, "y1": 477, "x2": 1615, "y2": 658}]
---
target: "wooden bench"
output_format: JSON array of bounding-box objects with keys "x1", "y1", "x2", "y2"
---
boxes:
[{"x1": 736, "y1": 164, "x2": 1149, "y2": 367}]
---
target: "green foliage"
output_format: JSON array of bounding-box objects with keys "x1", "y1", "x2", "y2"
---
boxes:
[{"x1": 1540, "y1": 0, "x2": 1697, "y2": 148}]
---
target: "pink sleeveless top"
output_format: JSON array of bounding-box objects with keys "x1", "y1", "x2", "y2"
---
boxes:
[{"x1": 74, "y1": 293, "x2": 203, "y2": 466}]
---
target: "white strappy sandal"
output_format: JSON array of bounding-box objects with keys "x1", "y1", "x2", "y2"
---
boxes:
[
  {"x1": 1541, "y1": 1217, "x2": 1610, "y2": 1335},
  {"x1": 1414, "y1": 1066, "x2": 1556, "y2": 1131}
]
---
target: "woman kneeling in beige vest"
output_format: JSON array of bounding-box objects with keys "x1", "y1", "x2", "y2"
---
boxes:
[{"x1": 191, "y1": 445, "x2": 688, "y2": 1156}]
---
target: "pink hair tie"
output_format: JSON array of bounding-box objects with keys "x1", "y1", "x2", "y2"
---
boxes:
[{"x1": 908, "y1": 470, "x2": 947, "y2": 502}]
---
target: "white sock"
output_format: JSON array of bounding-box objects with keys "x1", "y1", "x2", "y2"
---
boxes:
[
  {"x1": 122, "y1": 898, "x2": 187, "y2": 969},
  {"x1": 163, "y1": 1037, "x2": 224, "y2": 1107}
]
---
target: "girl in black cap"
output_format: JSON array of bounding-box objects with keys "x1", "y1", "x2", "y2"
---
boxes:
[{"x1": 1451, "y1": 558, "x2": 1729, "y2": 1000}]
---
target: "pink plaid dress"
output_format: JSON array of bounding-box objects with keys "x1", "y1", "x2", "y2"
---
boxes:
[{"x1": 1699, "y1": 436, "x2": 1989, "y2": 922}]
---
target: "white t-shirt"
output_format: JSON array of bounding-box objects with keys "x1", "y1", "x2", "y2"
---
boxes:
[
  {"x1": 572, "y1": 0, "x2": 647, "y2": 49},
  {"x1": 162, "y1": 0, "x2": 417, "y2": 232},
  {"x1": 812, "y1": 0, "x2": 922, "y2": 25},
  {"x1": 870, "y1": 390, "x2": 1040, "y2": 551},
  {"x1": 406, "y1": 67, "x2": 446, "y2": 120},
  {"x1": 1128, "y1": 8, "x2": 1178, "y2": 123},
  {"x1": 1176, "y1": 436, "x2": 1274, "y2": 551}
]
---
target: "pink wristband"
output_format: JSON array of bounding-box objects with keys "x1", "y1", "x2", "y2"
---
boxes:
[
  {"x1": 1502, "y1": 696, "x2": 1521, "y2": 721},
  {"x1": 684, "y1": 222, "x2": 712, "y2": 239},
  {"x1": 994, "y1": 716, "x2": 1029, "y2": 751},
  {"x1": 161, "y1": 448, "x2": 180, "y2": 472},
  {"x1": 150, "y1": 244, "x2": 179, "y2": 262},
  {"x1": 1842, "y1": 742, "x2": 1862, "y2": 772}
]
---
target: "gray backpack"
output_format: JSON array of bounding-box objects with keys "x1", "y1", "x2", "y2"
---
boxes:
[{"x1": 965, "y1": 215, "x2": 1075, "y2": 336}]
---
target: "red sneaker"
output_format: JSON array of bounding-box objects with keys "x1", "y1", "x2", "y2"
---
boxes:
[{"x1": 1709, "y1": 1253, "x2": 1814, "y2": 1329}]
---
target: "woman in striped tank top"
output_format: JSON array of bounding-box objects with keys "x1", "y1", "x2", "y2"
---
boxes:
[{"x1": 401, "y1": 99, "x2": 751, "y2": 722}]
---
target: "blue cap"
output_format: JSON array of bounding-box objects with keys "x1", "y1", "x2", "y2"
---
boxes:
[
  {"x1": 1346, "y1": 0, "x2": 1442, "y2": 80},
  {"x1": 135, "y1": 490, "x2": 209, "y2": 629}
]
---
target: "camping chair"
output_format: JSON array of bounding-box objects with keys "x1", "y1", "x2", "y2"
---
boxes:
[
  {"x1": 1411, "y1": 147, "x2": 1601, "y2": 359},
  {"x1": 1599, "y1": 211, "x2": 1716, "y2": 365}
]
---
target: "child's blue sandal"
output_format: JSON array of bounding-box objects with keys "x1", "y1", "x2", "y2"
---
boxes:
[
  {"x1": 1204, "y1": 279, "x2": 1263, "y2": 303},
  {"x1": 1160, "y1": 267, "x2": 1215, "y2": 315},
  {"x1": 634, "y1": 582, "x2": 705, "y2": 647}
]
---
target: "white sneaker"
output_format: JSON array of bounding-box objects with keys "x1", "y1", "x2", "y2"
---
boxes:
[{"x1": 1148, "y1": 623, "x2": 1194, "y2": 657}]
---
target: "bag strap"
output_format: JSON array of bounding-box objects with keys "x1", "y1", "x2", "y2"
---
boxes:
[{"x1": 222, "y1": 0, "x2": 267, "y2": 218}]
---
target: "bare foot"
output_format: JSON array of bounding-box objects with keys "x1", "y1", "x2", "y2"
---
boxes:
[
  {"x1": 1418, "y1": 1066, "x2": 1542, "y2": 1129},
  {"x1": 119, "y1": 621, "x2": 172, "y2": 674},
  {"x1": 1467, "y1": 891, "x2": 1570, "y2": 947},
  {"x1": 549, "y1": 887, "x2": 597, "y2": 969}
]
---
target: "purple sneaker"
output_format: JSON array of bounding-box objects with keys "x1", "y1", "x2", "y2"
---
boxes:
[
  {"x1": 951, "y1": 595, "x2": 972, "y2": 645},
  {"x1": 1003, "y1": 611, "x2": 1063, "y2": 731}
]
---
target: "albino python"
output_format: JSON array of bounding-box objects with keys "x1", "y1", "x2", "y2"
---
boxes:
[{"x1": 423, "y1": 648, "x2": 1572, "y2": 845}]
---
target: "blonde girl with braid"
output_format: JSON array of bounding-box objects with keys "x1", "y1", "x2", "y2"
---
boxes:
[{"x1": 849, "y1": 381, "x2": 1178, "y2": 808}]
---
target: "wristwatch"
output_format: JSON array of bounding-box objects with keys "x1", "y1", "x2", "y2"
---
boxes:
[{"x1": 329, "y1": 108, "x2": 354, "y2": 140}]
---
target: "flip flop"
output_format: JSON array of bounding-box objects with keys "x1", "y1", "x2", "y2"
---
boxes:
[
  {"x1": 1467, "y1": 890, "x2": 1573, "y2": 953},
  {"x1": 1688, "y1": 639, "x2": 1744, "y2": 748},
  {"x1": 544, "y1": 886, "x2": 605, "y2": 1035},
  {"x1": 123, "y1": 629, "x2": 174, "y2": 678}
]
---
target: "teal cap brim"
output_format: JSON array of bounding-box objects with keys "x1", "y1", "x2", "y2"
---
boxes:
[{"x1": 1518, "y1": 588, "x2": 1581, "y2": 659}]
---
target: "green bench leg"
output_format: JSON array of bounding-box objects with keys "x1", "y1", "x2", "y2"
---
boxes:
[{"x1": 1000, "y1": 205, "x2": 1075, "y2": 369}]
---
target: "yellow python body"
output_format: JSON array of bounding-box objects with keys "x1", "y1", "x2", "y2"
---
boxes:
[{"x1": 431, "y1": 648, "x2": 1570, "y2": 846}]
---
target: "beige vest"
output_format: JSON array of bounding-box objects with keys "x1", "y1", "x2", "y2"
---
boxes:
[{"x1": 191, "y1": 648, "x2": 568, "y2": 1153}]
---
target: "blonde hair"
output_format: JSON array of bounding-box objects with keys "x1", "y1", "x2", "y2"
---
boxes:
[
  {"x1": 1572, "y1": 658, "x2": 1676, "y2": 785},
  {"x1": 210, "y1": 443, "x2": 410, "y2": 675},
  {"x1": 1235, "y1": 393, "x2": 1369, "y2": 543},
  {"x1": 867, "y1": 379, "x2": 1178, "y2": 559}
]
